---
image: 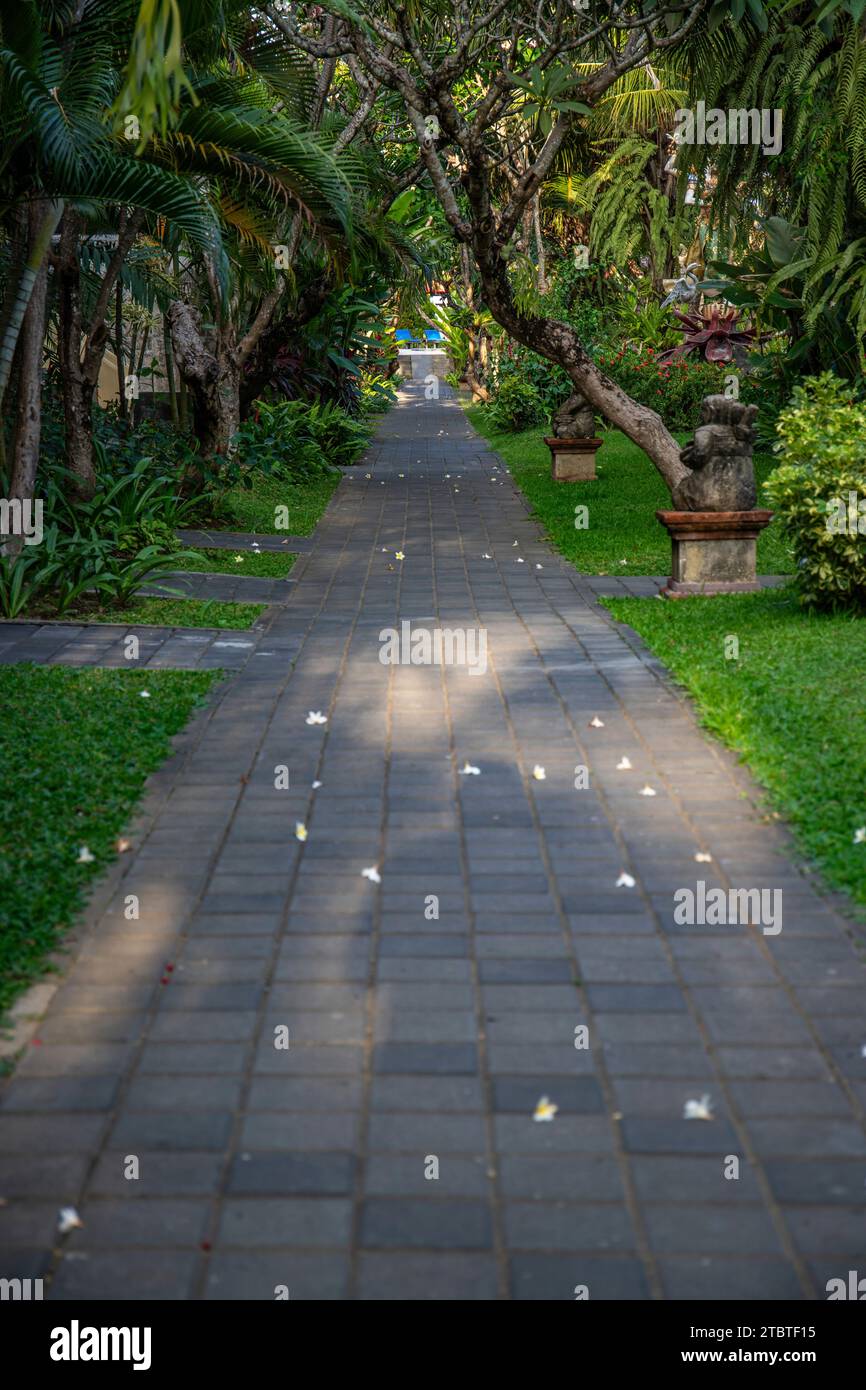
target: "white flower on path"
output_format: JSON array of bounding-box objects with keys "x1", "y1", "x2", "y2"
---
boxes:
[
  {"x1": 533, "y1": 1096, "x2": 558, "y2": 1122},
  {"x1": 116, "y1": 838, "x2": 133, "y2": 853},
  {"x1": 694, "y1": 852, "x2": 713, "y2": 863},
  {"x1": 306, "y1": 711, "x2": 327, "y2": 725},
  {"x1": 482, "y1": 553, "x2": 492, "y2": 560},
  {"x1": 532, "y1": 765, "x2": 546, "y2": 781},
  {"x1": 616, "y1": 756, "x2": 632, "y2": 771},
  {"x1": 459, "y1": 762, "x2": 481, "y2": 776},
  {"x1": 512, "y1": 540, "x2": 519, "y2": 546},
  {"x1": 57, "y1": 1207, "x2": 84, "y2": 1235},
  {"x1": 683, "y1": 1094, "x2": 714, "y2": 1121},
  {"x1": 616, "y1": 872, "x2": 636, "y2": 888},
  {"x1": 361, "y1": 866, "x2": 381, "y2": 884},
  {"x1": 77, "y1": 847, "x2": 95, "y2": 864},
  {"x1": 854, "y1": 827, "x2": 866, "y2": 844},
  {"x1": 395, "y1": 551, "x2": 405, "y2": 561},
  {"x1": 589, "y1": 716, "x2": 604, "y2": 729},
  {"x1": 639, "y1": 785, "x2": 657, "y2": 797},
  {"x1": 516, "y1": 557, "x2": 524, "y2": 563},
  {"x1": 295, "y1": 822, "x2": 308, "y2": 842},
  {"x1": 312, "y1": 780, "x2": 322, "y2": 789},
  {"x1": 535, "y1": 563, "x2": 543, "y2": 569}
]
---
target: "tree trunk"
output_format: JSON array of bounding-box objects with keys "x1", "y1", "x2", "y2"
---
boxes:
[
  {"x1": 57, "y1": 213, "x2": 99, "y2": 499},
  {"x1": 474, "y1": 242, "x2": 688, "y2": 492},
  {"x1": 6, "y1": 223, "x2": 51, "y2": 553},
  {"x1": 167, "y1": 300, "x2": 240, "y2": 461},
  {"x1": 0, "y1": 199, "x2": 63, "y2": 415}
]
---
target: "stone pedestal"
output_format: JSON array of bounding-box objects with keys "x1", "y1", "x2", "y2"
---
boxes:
[
  {"x1": 545, "y1": 436, "x2": 603, "y2": 482},
  {"x1": 656, "y1": 510, "x2": 774, "y2": 597}
]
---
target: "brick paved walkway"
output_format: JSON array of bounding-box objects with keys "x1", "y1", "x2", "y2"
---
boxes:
[{"x1": 2, "y1": 382, "x2": 865, "y2": 1301}]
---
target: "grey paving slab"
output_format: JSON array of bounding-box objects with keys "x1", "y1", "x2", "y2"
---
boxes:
[{"x1": 2, "y1": 381, "x2": 865, "y2": 1302}]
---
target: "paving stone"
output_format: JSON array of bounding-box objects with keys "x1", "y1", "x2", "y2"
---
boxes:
[
  {"x1": 50, "y1": 1250, "x2": 199, "y2": 1300},
  {"x1": 357, "y1": 1252, "x2": 498, "y2": 1299},
  {"x1": 509, "y1": 1253, "x2": 649, "y2": 1300},
  {"x1": 359, "y1": 1198, "x2": 493, "y2": 1249},
  {"x1": 204, "y1": 1252, "x2": 350, "y2": 1300},
  {"x1": 228, "y1": 1152, "x2": 355, "y2": 1195}
]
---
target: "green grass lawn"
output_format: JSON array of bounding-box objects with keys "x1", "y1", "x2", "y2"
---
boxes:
[
  {"x1": 467, "y1": 408, "x2": 794, "y2": 577},
  {"x1": 220, "y1": 472, "x2": 339, "y2": 536},
  {"x1": 0, "y1": 665, "x2": 219, "y2": 1018},
  {"x1": 171, "y1": 548, "x2": 297, "y2": 578},
  {"x1": 604, "y1": 587, "x2": 866, "y2": 911},
  {"x1": 27, "y1": 597, "x2": 265, "y2": 629}
]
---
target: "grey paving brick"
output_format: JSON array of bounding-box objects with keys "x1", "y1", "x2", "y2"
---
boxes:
[
  {"x1": 228, "y1": 1151, "x2": 355, "y2": 1195},
  {"x1": 357, "y1": 1252, "x2": 498, "y2": 1299},
  {"x1": 205, "y1": 1252, "x2": 350, "y2": 1300},
  {"x1": 509, "y1": 1253, "x2": 649, "y2": 1300},
  {"x1": 50, "y1": 1250, "x2": 199, "y2": 1300},
  {"x1": 359, "y1": 1198, "x2": 493, "y2": 1250},
  {"x1": 219, "y1": 1199, "x2": 352, "y2": 1247}
]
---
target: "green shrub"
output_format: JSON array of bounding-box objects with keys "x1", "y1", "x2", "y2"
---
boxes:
[
  {"x1": 763, "y1": 373, "x2": 866, "y2": 609},
  {"x1": 484, "y1": 376, "x2": 547, "y2": 432},
  {"x1": 237, "y1": 399, "x2": 370, "y2": 476}
]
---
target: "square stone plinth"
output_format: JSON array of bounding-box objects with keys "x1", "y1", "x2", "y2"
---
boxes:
[
  {"x1": 545, "y1": 437, "x2": 603, "y2": 482},
  {"x1": 656, "y1": 510, "x2": 774, "y2": 596}
]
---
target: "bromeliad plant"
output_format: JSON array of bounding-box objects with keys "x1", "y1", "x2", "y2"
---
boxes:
[{"x1": 657, "y1": 306, "x2": 769, "y2": 364}]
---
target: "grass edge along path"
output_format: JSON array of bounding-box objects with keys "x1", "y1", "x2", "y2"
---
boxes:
[
  {"x1": 466, "y1": 406, "x2": 794, "y2": 577},
  {"x1": 604, "y1": 587, "x2": 866, "y2": 913},
  {"x1": 0, "y1": 665, "x2": 220, "y2": 1019}
]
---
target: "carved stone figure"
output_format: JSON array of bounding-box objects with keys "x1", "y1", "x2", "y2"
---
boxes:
[
  {"x1": 672, "y1": 396, "x2": 758, "y2": 512},
  {"x1": 552, "y1": 390, "x2": 596, "y2": 439}
]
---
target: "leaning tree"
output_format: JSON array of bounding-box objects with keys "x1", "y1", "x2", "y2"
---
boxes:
[{"x1": 265, "y1": 0, "x2": 732, "y2": 492}]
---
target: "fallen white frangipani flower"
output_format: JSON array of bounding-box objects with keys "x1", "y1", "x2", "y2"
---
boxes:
[
  {"x1": 694, "y1": 852, "x2": 713, "y2": 863},
  {"x1": 116, "y1": 838, "x2": 133, "y2": 853},
  {"x1": 139, "y1": 690, "x2": 151, "y2": 699},
  {"x1": 589, "y1": 716, "x2": 604, "y2": 728},
  {"x1": 512, "y1": 540, "x2": 519, "y2": 546},
  {"x1": 639, "y1": 785, "x2": 657, "y2": 797},
  {"x1": 76, "y1": 847, "x2": 95, "y2": 864},
  {"x1": 532, "y1": 765, "x2": 546, "y2": 781},
  {"x1": 234, "y1": 555, "x2": 245, "y2": 563},
  {"x1": 295, "y1": 822, "x2": 308, "y2": 842},
  {"x1": 533, "y1": 1096, "x2": 558, "y2": 1123},
  {"x1": 395, "y1": 551, "x2": 405, "y2": 560},
  {"x1": 306, "y1": 711, "x2": 327, "y2": 725},
  {"x1": 312, "y1": 780, "x2": 322, "y2": 789},
  {"x1": 459, "y1": 762, "x2": 481, "y2": 776},
  {"x1": 854, "y1": 826, "x2": 866, "y2": 844},
  {"x1": 481, "y1": 553, "x2": 492, "y2": 560},
  {"x1": 683, "y1": 1094, "x2": 714, "y2": 1121},
  {"x1": 616, "y1": 872, "x2": 636, "y2": 888},
  {"x1": 361, "y1": 866, "x2": 381, "y2": 884},
  {"x1": 516, "y1": 557, "x2": 524, "y2": 563},
  {"x1": 616, "y1": 756, "x2": 632, "y2": 771},
  {"x1": 535, "y1": 564, "x2": 543, "y2": 569},
  {"x1": 57, "y1": 1207, "x2": 84, "y2": 1235}
]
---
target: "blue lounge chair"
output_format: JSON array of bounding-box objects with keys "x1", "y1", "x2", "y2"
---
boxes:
[
  {"x1": 423, "y1": 328, "x2": 444, "y2": 344},
  {"x1": 395, "y1": 329, "x2": 421, "y2": 346}
]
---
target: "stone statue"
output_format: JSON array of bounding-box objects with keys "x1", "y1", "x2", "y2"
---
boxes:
[
  {"x1": 672, "y1": 396, "x2": 758, "y2": 512},
  {"x1": 552, "y1": 390, "x2": 596, "y2": 439}
]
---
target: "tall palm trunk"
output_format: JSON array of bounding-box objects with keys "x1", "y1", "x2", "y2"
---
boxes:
[
  {"x1": 0, "y1": 200, "x2": 63, "y2": 416},
  {"x1": 5, "y1": 209, "x2": 52, "y2": 553}
]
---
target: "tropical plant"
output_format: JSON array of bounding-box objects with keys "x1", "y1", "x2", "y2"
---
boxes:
[{"x1": 764, "y1": 373, "x2": 866, "y2": 610}]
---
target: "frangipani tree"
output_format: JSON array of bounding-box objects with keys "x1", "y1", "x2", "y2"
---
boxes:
[{"x1": 266, "y1": 0, "x2": 720, "y2": 492}]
